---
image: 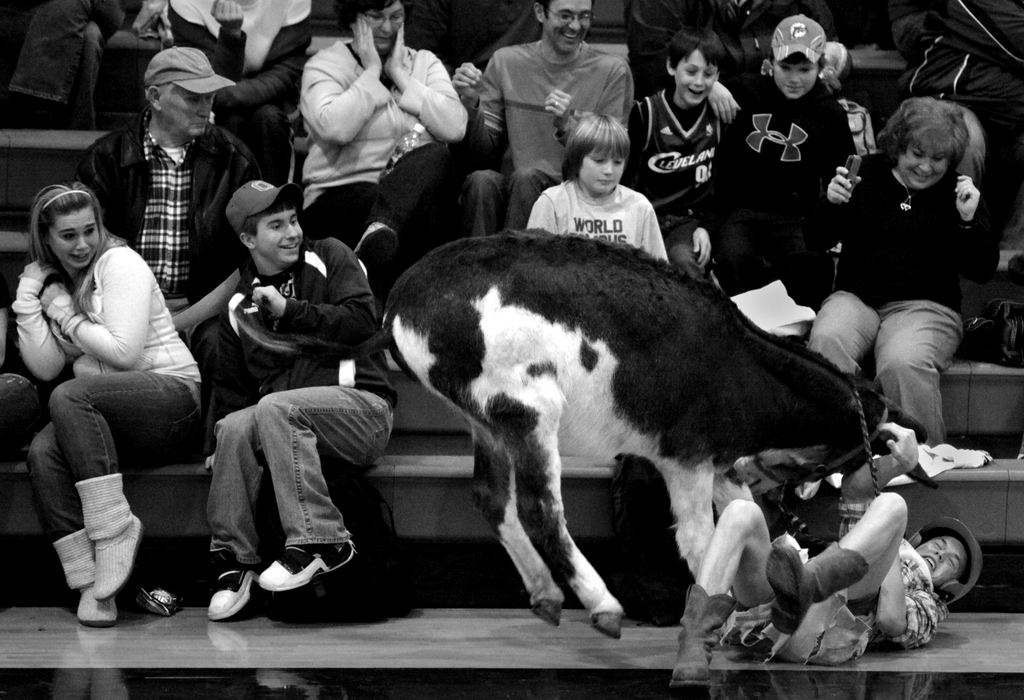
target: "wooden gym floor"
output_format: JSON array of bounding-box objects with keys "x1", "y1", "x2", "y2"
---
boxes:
[{"x1": 1, "y1": 606, "x2": 1023, "y2": 698}]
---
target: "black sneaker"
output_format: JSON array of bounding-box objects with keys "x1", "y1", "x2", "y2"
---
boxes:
[
  {"x1": 207, "y1": 550, "x2": 258, "y2": 621},
  {"x1": 258, "y1": 541, "x2": 357, "y2": 593},
  {"x1": 353, "y1": 223, "x2": 398, "y2": 273}
]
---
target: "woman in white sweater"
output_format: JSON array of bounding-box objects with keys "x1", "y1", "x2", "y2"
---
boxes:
[
  {"x1": 299, "y1": 0, "x2": 467, "y2": 289},
  {"x1": 12, "y1": 183, "x2": 201, "y2": 628}
]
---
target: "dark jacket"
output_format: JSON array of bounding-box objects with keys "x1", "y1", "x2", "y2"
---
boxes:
[
  {"x1": 822, "y1": 154, "x2": 997, "y2": 313},
  {"x1": 169, "y1": 6, "x2": 311, "y2": 112},
  {"x1": 212, "y1": 238, "x2": 396, "y2": 434},
  {"x1": 715, "y1": 74, "x2": 854, "y2": 219},
  {"x1": 404, "y1": 0, "x2": 541, "y2": 72},
  {"x1": 76, "y1": 111, "x2": 261, "y2": 303}
]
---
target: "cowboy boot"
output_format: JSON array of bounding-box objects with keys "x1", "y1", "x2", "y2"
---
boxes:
[
  {"x1": 77, "y1": 473, "x2": 143, "y2": 600},
  {"x1": 670, "y1": 583, "x2": 737, "y2": 688},
  {"x1": 53, "y1": 529, "x2": 117, "y2": 627},
  {"x1": 766, "y1": 541, "x2": 868, "y2": 634}
]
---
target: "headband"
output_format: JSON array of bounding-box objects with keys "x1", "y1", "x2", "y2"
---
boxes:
[{"x1": 40, "y1": 189, "x2": 91, "y2": 212}]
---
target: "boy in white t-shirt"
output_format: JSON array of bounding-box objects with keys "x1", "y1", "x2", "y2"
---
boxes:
[{"x1": 528, "y1": 114, "x2": 666, "y2": 260}]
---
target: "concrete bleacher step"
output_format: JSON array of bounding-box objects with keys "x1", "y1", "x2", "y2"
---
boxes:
[
  {"x1": 3, "y1": 395, "x2": 1024, "y2": 546},
  {"x1": 3, "y1": 439, "x2": 1022, "y2": 545},
  {"x1": 0, "y1": 432, "x2": 615, "y2": 541}
]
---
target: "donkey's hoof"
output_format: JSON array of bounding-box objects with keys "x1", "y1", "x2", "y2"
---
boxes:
[
  {"x1": 531, "y1": 599, "x2": 562, "y2": 626},
  {"x1": 591, "y1": 611, "x2": 622, "y2": 639}
]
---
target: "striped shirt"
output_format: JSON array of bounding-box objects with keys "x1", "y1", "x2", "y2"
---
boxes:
[{"x1": 140, "y1": 130, "x2": 193, "y2": 297}]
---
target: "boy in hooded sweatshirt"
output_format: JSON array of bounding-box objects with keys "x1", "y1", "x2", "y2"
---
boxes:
[{"x1": 712, "y1": 14, "x2": 854, "y2": 308}]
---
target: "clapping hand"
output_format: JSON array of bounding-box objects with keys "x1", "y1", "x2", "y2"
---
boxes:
[
  {"x1": 544, "y1": 89, "x2": 572, "y2": 120},
  {"x1": 453, "y1": 62, "x2": 483, "y2": 108},
  {"x1": 955, "y1": 174, "x2": 981, "y2": 222}
]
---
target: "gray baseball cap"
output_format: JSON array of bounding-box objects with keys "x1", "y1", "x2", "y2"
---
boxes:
[{"x1": 144, "y1": 47, "x2": 235, "y2": 93}]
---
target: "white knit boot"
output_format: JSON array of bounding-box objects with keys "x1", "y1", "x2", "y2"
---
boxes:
[
  {"x1": 53, "y1": 529, "x2": 117, "y2": 627},
  {"x1": 76, "y1": 474, "x2": 143, "y2": 600}
]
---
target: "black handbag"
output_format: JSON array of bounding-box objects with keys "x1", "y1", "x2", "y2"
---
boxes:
[{"x1": 959, "y1": 298, "x2": 1024, "y2": 366}]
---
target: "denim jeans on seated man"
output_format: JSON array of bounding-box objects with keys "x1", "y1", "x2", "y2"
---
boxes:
[
  {"x1": 27, "y1": 371, "x2": 201, "y2": 541},
  {"x1": 207, "y1": 386, "x2": 393, "y2": 571},
  {"x1": 461, "y1": 166, "x2": 558, "y2": 237}
]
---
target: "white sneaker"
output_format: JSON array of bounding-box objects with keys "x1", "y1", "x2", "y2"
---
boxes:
[
  {"x1": 208, "y1": 569, "x2": 256, "y2": 621},
  {"x1": 258, "y1": 543, "x2": 356, "y2": 593}
]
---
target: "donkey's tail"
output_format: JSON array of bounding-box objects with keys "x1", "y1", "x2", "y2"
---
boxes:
[{"x1": 231, "y1": 302, "x2": 394, "y2": 359}]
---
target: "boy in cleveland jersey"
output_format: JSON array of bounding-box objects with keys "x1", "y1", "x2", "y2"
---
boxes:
[{"x1": 625, "y1": 26, "x2": 723, "y2": 279}]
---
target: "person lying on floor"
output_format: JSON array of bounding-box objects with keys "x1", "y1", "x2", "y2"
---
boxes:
[{"x1": 672, "y1": 421, "x2": 983, "y2": 687}]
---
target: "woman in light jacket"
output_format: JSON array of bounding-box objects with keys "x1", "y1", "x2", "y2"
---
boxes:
[
  {"x1": 13, "y1": 183, "x2": 201, "y2": 627},
  {"x1": 299, "y1": 0, "x2": 467, "y2": 290}
]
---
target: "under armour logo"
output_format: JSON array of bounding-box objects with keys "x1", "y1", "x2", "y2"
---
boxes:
[{"x1": 745, "y1": 114, "x2": 808, "y2": 161}]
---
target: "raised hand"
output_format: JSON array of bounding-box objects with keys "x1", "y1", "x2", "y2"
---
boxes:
[
  {"x1": 955, "y1": 174, "x2": 981, "y2": 222},
  {"x1": 351, "y1": 16, "x2": 382, "y2": 77},
  {"x1": 21, "y1": 260, "x2": 57, "y2": 285},
  {"x1": 384, "y1": 25, "x2": 409, "y2": 92},
  {"x1": 826, "y1": 165, "x2": 858, "y2": 204},
  {"x1": 212, "y1": 0, "x2": 244, "y2": 35}
]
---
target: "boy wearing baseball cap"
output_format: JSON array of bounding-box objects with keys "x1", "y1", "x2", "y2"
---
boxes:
[
  {"x1": 712, "y1": 14, "x2": 855, "y2": 310},
  {"x1": 204, "y1": 180, "x2": 395, "y2": 621}
]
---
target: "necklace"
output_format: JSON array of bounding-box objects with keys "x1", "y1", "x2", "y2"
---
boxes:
[
  {"x1": 893, "y1": 170, "x2": 913, "y2": 211},
  {"x1": 900, "y1": 187, "x2": 913, "y2": 212}
]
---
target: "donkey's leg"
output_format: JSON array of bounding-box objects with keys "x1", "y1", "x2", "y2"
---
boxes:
[
  {"x1": 655, "y1": 458, "x2": 717, "y2": 579},
  {"x1": 500, "y1": 376, "x2": 623, "y2": 639},
  {"x1": 470, "y1": 428, "x2": 564, "y2": 626},
  {"x1": 513, "y1": 436, "x2": 624, "y2": 639}
]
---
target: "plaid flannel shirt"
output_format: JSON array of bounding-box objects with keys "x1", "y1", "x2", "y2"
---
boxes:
[
  {"x1": 838, "y1": 500, "x2": 948, "y2": 649},
  {"x1": 139, "y1": 130, "x2": 193, "y2": 296}
]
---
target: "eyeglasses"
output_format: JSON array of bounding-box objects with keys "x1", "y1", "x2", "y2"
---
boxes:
[
  {"x1": 363, "y1": 9, "x2": 405, "y2": 27},
  {"x1": 547, "y1": 10, "x2": 593, "y2": 25}
]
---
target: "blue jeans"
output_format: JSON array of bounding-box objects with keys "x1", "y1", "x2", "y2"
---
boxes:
[
  {"x1": 27, "y1": 371, "x2": 201, "y2": 541},
  {"x1": 207, "y1": 386, "x2": 393, "y2": 565},
  {"x1": 461, "y1": 167, "x2": 558, "y2": 237},
  {"x1": 0, "y1": 0, "x2": 124, "y2": 129},
  {"x1": 809, "y1": 291, "x2": 962, "y2": 445}
]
